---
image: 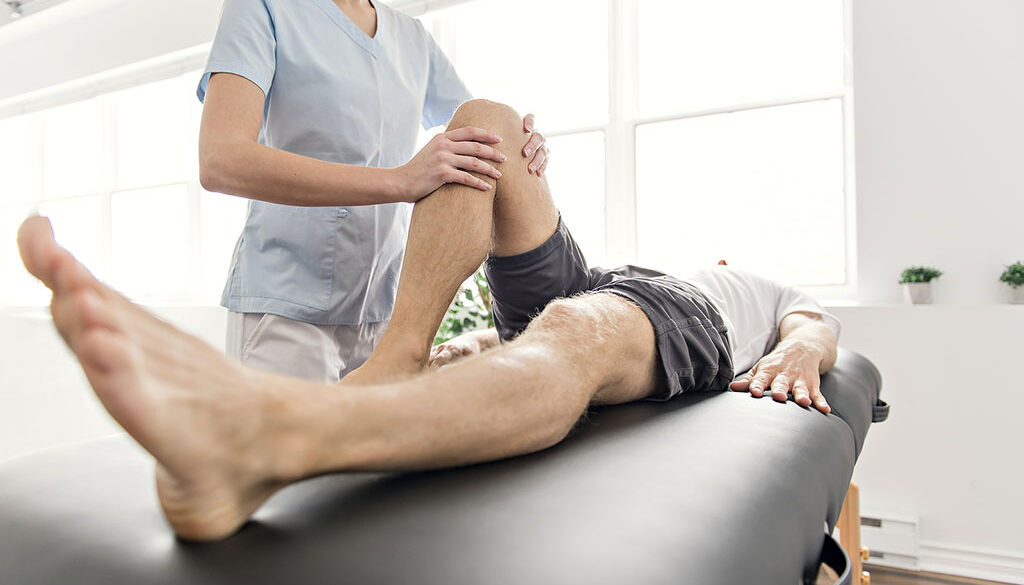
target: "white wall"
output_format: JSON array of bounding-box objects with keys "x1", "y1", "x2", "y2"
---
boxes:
[
  {"x1": 853, "y1": 0, "x2": 1024, "y2": 305},
  {"x1": 1, "y1": 0, "x2": 1023, "y2": 581},
  {"x1": 0, "y1": 0, "x2": 223, "y2": 102},
  {"x1": 0, "y1": 306, "x2": 229, "y2": 463},
  {"x1": 836, "y1": 305, "x2": 1024, "y2": 582},
  {"x1": 849, "y1": 0, "x2": 1024, "y2": 581}
]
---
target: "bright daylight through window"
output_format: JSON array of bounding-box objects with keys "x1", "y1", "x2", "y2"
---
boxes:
[{"x1": 0, "y1": 0, "x2": 850, "y2": 307}]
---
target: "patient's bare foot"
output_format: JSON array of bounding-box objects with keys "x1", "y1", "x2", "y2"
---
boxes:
[{"x1": 17, "y1": 216, "x2": 314, "y2": 541}]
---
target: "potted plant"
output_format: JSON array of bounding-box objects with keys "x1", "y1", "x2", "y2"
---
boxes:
[
  {"x1": 435, "y1": 266, "x2": 493, "y2": 345},
  {"x1": 899, "y1": 266, "x2": 943, "y2": 304},
  {"x1": 1000, "y1": 261, "x2": 1024, "y2": 304}
]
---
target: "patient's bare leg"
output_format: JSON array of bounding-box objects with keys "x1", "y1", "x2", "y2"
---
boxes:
[
  {"x1": 349, "y1": 99, "x2": 559, "y2": 382},
  {"x1": 19, "y1": 216, "x2": 659, "y2": 541}
]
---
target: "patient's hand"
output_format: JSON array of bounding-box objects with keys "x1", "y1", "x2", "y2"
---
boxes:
[
  {"x1": 429, "y1": 335, "x2": 483, "y2": 368},
  {"x1": 429, "y1": 328, "x2": 500, "y2": 369},
  {"x1": 729, "y1": 340, "x2": 832, "y2": 414}
]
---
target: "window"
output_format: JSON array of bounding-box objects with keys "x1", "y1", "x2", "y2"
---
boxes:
[
  {"x1": 420, "y1": 0, "x2": 611, "y2": 266},
  {"x1": 0, "y1": 0, "x2": 851, "y2": 308},
  {"x1": 0, "y1": 68, "x2": 246, "y2": 307},
  {"x1": 419, "y1": 0, "x2": 852, "y2": 288},
  {"x1": 635, "y1": 100, "x2": 846, "y2": 284}
]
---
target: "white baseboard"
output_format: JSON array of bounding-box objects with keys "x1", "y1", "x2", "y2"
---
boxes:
[{"x1": 914, "y1": 541, "x2": 1024, "y2": 585}]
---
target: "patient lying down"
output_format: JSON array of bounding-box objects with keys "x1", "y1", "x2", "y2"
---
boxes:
[{"x1": 16, "y1": 98, "x2": 838, "y2": 542}]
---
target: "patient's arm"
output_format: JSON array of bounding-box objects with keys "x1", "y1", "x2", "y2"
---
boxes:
[
  {"x1": 429, "y1": 328, "x2": 501, "y2": 368},
  {"x1": 729, "y1": 312, "x2": 838, "y2": 414}
]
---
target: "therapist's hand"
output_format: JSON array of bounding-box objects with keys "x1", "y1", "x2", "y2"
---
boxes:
[
  {"x1": 521, "y1": 113, "x2": 549, "y2": 176},
  {"x1": 729, "y1": 339, "x2": 832, "y2": 414},
  {"x1": 398, "y1": 126, "x2": 506, "y2": 202}
]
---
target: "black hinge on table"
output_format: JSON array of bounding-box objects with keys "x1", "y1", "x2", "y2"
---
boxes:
[
  {"x1": 810, "y1": 532, "x2": 852, "y2": 585},
  {"x1": 872, "y1": 399, "x2": 890, "y2": 423}
]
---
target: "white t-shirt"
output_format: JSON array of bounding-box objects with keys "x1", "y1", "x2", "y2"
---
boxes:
[{"x1": 683, "y1": 267, "x2": 842, "y2": 375}]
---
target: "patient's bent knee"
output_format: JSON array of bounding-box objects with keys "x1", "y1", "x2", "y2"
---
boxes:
[
  {"x1": 529, "y1": 297, "x2": 606, "y2": 337},
  {"x1": 448, "y1": 99, "x2": 522, "y2": 134},
  {"x1": 528, "y1": 294, "x2": 654, "y2": 352}
]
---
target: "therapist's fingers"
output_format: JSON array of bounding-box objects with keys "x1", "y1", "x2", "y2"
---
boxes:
[
  {"x1": 536, "y1": 147, "x2": 550, "y2": 176},
  {"x1": 445, "y1": 126, "x2": 502, "y2": 145},
  {"x1": 523, "y1": 113, "x2": 536, "y2": 133},
  {"x1": 452, "y1": 155, "x2": 502, "y2": 180},
  {"x1": 449, "y1": 140, "x2": 506, "y2": 163},
  {"x1": 448, "y1": 170, "x2": 492, "y2": 192},
  {"x1": 532, "y1": 145, "x2": 548, "y2": 175},
  {"x1": 523, "y1": 131, "x2": 545, "y2": 159}
]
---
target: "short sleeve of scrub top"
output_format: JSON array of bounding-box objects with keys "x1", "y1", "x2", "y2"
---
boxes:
[
  {"x1": 195, "y1": 0, "x2": 473, "y2": 326},
  {"x1": 196, "y1": 0, "x2": 276, "y2": 101},
  {"x1": 419, "y1": 20, "x2": 469, "y2": 129}
]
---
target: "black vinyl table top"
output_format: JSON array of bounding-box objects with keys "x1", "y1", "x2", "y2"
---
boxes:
[{"x1": 0, "y1": 349, "x2": 885, "y2": 585}]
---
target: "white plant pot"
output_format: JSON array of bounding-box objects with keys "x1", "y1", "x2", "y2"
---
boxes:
[
  {"x1": 902, "y1": 282, "x2": 933, "y2": 304},
  {"x1": 1011, "y1": 286, "x2": 1024, "y2": 305}
]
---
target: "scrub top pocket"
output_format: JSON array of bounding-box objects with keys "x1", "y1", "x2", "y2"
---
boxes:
[{"x1": 236, "y1": 202, "x2": 339, "y2": 312}]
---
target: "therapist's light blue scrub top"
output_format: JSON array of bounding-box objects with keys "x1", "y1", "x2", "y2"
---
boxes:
[{"x1": 197, "y1": 0, "x2": 472, "y2": 325}]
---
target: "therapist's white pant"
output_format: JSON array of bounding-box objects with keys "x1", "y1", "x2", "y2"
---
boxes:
[{"x1": 226, "y1": 312, "x2": 388, "y2": 384}]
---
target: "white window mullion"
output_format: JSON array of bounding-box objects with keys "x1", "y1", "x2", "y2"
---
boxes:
[
  {"x1": 544, "y1": 124, "x2": 607, "y2": 139},
  {"x1": 186, "y1": 181, "x2": 202, "y2": 302},
  {"x1": 606, "y1": 0, "x2": 639, "y2": 267},
  {"x1": 633, "y1": 91, "x2": 846, "y2": 129},
  {"x1": 839, "y1": 0, "x2": 858, "y2": 297},
  {"x1": 31, "y1": 114, "x2": 44, "y2": 215},
  {"x1": 100, "y1": 96, "x2": 117, "y2": 279}
]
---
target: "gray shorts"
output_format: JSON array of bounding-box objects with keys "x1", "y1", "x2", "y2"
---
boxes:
[{"x1": 484, "y1": 218, "x2": 734, "y2": 400}]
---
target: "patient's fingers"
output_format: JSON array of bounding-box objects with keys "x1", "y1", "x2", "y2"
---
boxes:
[
  {"x1": 769, "y1": 375, "x2": 791, "y2": 402},
  {"x1": 791, "y1": 380, "x2": 812, "y2": 407},
  {"x1": 748, "y1": 368, "x2": 775, "y2": 397},
  {"x1": 809, "y1": 382, "x2": 831, "y2": 414},
  {"x1": 429, "y1": 344, "x2": 460, "y2": 368},
  {"x1": 730, "y1": 370, "x2": 754, "y2": 391}
]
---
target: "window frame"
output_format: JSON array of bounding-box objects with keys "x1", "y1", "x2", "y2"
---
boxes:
[
  {"x1": 418, "y1": 0, "x2": 857, "y2": 299},
  {"x1": 0, "y1": 46, "x2": 211, "y2": 307},
  {"x1": 0, "y1": 0, "x2": 856, "y2": 306}
]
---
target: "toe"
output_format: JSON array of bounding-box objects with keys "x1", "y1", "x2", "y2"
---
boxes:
[
  {"x1": 75, "y1": 287, "x2": 123, "y2": 334},
  {"x1": 17, "y1": 216, "x2": 59, "y2": 287}
]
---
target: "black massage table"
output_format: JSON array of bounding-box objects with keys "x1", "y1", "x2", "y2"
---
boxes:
[{"x1": 0, "y1": 349, "x2": 887, "y2": 585}]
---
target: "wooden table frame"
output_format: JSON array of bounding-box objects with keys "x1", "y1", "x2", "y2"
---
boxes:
[{"x1": 838, "y1": 481, "x2": 871, "y2": 585}]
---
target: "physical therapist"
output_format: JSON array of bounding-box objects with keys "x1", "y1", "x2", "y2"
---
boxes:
[{"x1": 197, "y1": 0, "x2": 549, "y2": 382}]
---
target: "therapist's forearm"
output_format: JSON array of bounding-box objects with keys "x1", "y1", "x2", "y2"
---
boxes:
[{"x1": 200, "y1": 140, "x2": 406, "y2": 207}]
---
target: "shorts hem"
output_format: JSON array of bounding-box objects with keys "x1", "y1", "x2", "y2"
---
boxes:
[{"x1": 485, "y1": 218, "x2": 565, "y2": 269}]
